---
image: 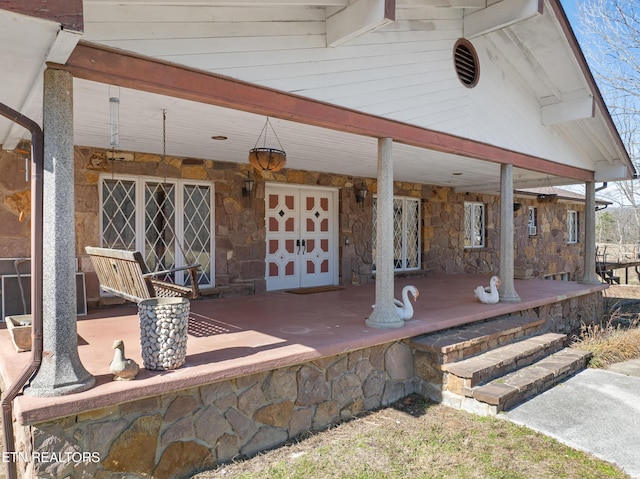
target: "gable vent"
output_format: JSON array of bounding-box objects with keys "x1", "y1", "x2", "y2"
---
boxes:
[{"x1": 454, "y1": 39, "x2": 479, "y2": 88}]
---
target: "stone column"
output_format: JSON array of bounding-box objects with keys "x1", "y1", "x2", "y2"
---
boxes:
[
  {"x1": 499, "y1": 163, "x2": 520, "y2": 302},
  {"x1": 580, "y1": 181, "x2": 600, "y2": 284},
  {"x1": 24, "y1": 68, "x2": 95, "y2": 397},
  {"x1": 366, "y1": 138, "x2": 403, "y2": 329}
]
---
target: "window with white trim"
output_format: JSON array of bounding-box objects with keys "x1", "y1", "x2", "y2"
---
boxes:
[
  {"x1": 568, "y1": 210, "x2": 579, "y2": 244},
  {"x1": 528, "y1": 206, "x2": 537, "y2": 236},
  {"x1": 100, "y1": 174, "x2": 214, "y2": 287},
  {"x1": 372, "y1": 196, "x2": 420, "y2": 271},
  {"x1": 464, "y1": 202, "x2": 485, "y2": 248}
]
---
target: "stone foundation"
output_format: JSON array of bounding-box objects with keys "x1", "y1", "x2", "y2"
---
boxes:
[
  {"x1": 14, "y1": 342, "x2": 417, "y2": 479},
  {"x1": 10, "y1": 292, "x2": 601, "y2": 479}
]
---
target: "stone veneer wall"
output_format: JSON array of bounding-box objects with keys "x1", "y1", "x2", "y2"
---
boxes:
[
  {"x1": 423, "y1": 186, "x2": 586, "y2": 279},
  {"x1": 0, "y1": 145, "x2": 587, "y2": 304},
  {"x1": 12, "y1": 292, "x2": 601, "y2": 479},
  {"x1": 0, "y1": 145, "x2": 375, "y2": 301},
  {"x1": 0, "y1": 144, "x2": 32, "y2": 258}
]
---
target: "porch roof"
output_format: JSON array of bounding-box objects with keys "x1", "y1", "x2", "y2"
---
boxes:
[
  {"x1": 0, "y1": 0, "x2": 634, "y2": 194},
  {"x1": 0, "y1": 274, "x2": 606, "y2": 426}
]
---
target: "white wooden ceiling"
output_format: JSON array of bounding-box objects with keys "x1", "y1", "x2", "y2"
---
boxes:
[{"x1": 0, "y1": 0, "x2": 633, "y2": 193}]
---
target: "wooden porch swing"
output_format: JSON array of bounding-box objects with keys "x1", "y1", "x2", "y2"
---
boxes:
[{"x1": 85, "y1": 246, "x2": 201, "y2": 303}]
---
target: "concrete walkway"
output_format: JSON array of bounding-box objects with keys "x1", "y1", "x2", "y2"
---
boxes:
[{"x1": 504, "y1": 359, "x2": 640, "y2": 479}]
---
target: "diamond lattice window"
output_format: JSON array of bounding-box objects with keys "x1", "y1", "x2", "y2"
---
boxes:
[
  {"x1": 568, "y1": 210, "x2": 579, "y2": 244},
  {"x1": 464, "y1": 202, "x2": 485, "y2": 248},
  {"x1": 100, "y1": 174, "x2": 214, "y2": 287},
  {"x1": 372, "y1": 196, "x2": 421, "y2": 272}
]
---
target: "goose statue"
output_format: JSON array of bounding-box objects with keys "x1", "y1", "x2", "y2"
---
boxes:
[
  {"x1": 370, "y1": 285, "x2": 419, "y2": 320},
  {"x1": 394, "y1": 285, "x2": 419, "y2": 320},
  {"x1": 474, "y1": 276, "x2": 501, "y2": 304},
  {"x1": 109, "y1": 339, "x2": 140, "y2": 381}
]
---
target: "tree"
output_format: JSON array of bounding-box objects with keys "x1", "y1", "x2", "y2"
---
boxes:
[
  {"x1": 596, "y1": 210, "x2": 617, "y2": 243},
  {"x1": 578, "y1": 0, "x2": 640, "y2": 241}
]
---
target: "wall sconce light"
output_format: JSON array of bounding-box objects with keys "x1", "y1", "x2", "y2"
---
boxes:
[
  {"x1": 513, "y1": 202, "x2": 522, "y2": 212},
  {"x1": 356, "y1": 185, "x2": 368, "y2": 204},
  {"x1": 243, "y1": 175, "x2": 255, "y2": 196}
]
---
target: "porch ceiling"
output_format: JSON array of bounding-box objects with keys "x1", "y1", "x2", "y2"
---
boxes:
[{"x1": 73, "y1": 77, "x2": 543, "y2": 193}]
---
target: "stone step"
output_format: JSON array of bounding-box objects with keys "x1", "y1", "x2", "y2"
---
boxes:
[
  {"x1": 471, "y1": 347, "x2": 592, "y2": 413},
  {"x1": 444, "y1": 333, "x2": 567, "y2": 395},
  {"x1": 408, "y1": 315, "x2": 546, "y2": 365}
]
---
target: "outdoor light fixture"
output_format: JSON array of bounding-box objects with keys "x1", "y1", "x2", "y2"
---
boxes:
[
  {"x1": 248, "y1": 117, "x2": 286, "y2": 172},
  {"x1": 243, "y1": 173, "x2": 255, "y2": 196},
  {"x1": 356, "y1": 183, "x2": 368, "y2": 207}
]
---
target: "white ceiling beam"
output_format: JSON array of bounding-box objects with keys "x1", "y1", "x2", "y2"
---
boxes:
[
  {"x1": 463, "y1": 0, "x2": 542, "y2": 39},
  {"x1": 326, "y1": 0, "x2": 395, "y2": 47},
  {"x1": 2, "y1": 29, "x2": 81, "y2": 150},
  {"x1": 47, "y1": 28, "x2": 83, "y2": 63},
  {"x1": 85, "y1": 0, "x2": 349, "y2": 5},
  {"x1": 595, "y1": 164, "x2": 629, "y2": 182},
  {"x1": 542, "y1": 96, "x2": 595, "y2": 125},
  {"x1": 398, "y1": 0, "x2": 485, "y2": 7}
]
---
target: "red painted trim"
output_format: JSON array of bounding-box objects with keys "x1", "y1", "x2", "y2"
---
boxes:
[
  {"x1": 0, "y1": 0, "x2": 83, "y2": 32},
  {"x1": 57, "y1": 41, "x2": 594, "y2": 182}
]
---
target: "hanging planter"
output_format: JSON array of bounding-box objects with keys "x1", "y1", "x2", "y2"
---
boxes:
[
  {"x1": 249, "y1": 147, "x2": 287, "y2": 172},
  {"x1": 249, "y1": 117, "x2": 287, "y2": 172},
  {"x1": 537, "y1": 193, "x2": 558, "y2": 204}
]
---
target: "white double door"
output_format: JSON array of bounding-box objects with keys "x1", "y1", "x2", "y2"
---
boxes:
[{"x1": 265, "y1": 184, "x2": 338, "y2": 291}]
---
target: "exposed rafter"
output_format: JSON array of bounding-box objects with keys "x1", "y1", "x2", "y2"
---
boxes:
[
  {"x1": 2, "y1": 28, "x2": 82, "y2": 150},
  {"x1": 542, "y1": 96, "x2": 595, "y2": 125},
  {"x1": 84, "y1": 0, "x2": 348, "y2": 4},
  {"x1": 463, "y1": 0, "x2": 542, "y2": 39},
  {"x1": 398, "y1": 0, "x2": 485, "y2": 7},
  {"x1": 595, "y1": 164, "x2": 629, "y2": 182},
  {"x1": 326, "y1": 0, "x2": 395, "y2": 47}
]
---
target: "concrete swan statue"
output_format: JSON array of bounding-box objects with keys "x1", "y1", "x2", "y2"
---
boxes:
[
  {"x1": 474, "y1": 276, "x2": 501, "y2": 304},
  {"x1": 109, "y1": 339, "x2": 140, "y2": 381},
  {"x1": 371, "y1": 285, "x2": 419, "y2": 320},
  {"x1": 394, "y1": 285, "x2": 419, "y2": 320}
]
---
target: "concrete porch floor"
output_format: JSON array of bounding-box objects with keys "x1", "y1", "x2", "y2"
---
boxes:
[{"x1": 0, "y1": 274, "x2": 606, "y2": 426}]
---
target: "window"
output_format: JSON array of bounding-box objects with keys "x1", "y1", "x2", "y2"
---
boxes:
[
  {"x1": 100, "y1": 174, "x2": 214, "y2": 287},
  {"x1": 372, "y1": 196, "x2": 420, "y2": 271},
  {"x1": 568, "y1": 210, "x2": 579, "y2": 244},
  {"x1": 528, "y1": 207, "x2": 537, "y2": 236},
  {"x1": 464, "y1": 202, "x2": 485, "y2": 248}
]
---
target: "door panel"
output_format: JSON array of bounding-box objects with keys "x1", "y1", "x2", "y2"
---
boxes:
[
  {"x1": 265, "y1": 189, "x2": 300, "y2": 291},
  {"x1": 265, "y1": 185, "x2": 336, "y2": 291},
  {"x1": 300, "y1": 191, "x2": 332, "y2": 287}
]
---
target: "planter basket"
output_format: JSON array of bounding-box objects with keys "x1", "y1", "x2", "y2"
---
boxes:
[
  {"x1": 138, "y1": 297, "x2": 190, "y2": 370},
  {"x1": 248, "y1": 147, "x2": 286, "y2": 172},
  {"x1": 537, "y1": 193, "x2": 558, "y2": 204}
]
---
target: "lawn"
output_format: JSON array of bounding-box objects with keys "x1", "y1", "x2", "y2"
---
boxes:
[{"x1": 189, "y1": 394, "x2": 630, "y2": 479}]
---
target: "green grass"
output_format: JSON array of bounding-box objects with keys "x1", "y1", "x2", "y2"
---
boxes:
[{"x1": 191, "y1": 401, "x2": 631, "y2": 479}]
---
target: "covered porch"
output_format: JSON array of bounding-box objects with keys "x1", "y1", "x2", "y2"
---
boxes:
[{"x1": 0, "y1": 274, "x2": 606, "y2": 426}]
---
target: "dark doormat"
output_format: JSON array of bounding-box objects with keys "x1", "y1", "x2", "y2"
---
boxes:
[{"x1": 285, "y1": 285, "x2": 344, "y2": 294}]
